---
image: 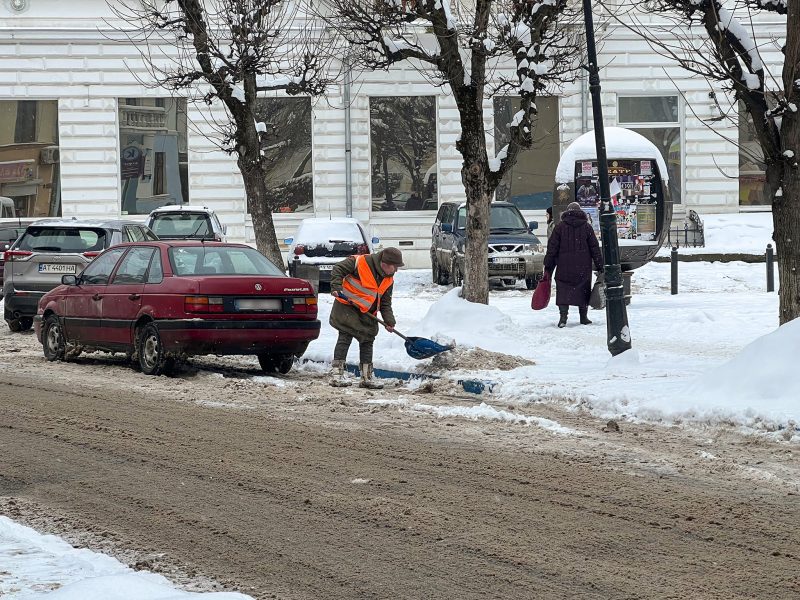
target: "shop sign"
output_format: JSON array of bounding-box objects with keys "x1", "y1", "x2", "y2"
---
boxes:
[
  {"x1": 121, "y1": 146, "x2": 143, "y2": 180},
  {"x1": 0, "y1": 160, "x2": 35, "y2": 183}
]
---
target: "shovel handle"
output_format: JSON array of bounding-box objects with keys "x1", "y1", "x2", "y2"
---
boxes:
[{"x1": 335, "y1": 291, "x2": 409, "y2": 341}]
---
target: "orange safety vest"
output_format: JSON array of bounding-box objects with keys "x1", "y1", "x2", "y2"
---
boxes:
[{"x1": 336, "y1": 255, "x2": 394, "y2": 314}]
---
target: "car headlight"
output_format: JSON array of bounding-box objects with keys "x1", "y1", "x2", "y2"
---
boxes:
[{"x1": 521, "y1": 244, "x2": 541, "y2": 254}]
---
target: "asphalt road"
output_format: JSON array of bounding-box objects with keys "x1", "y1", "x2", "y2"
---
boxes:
[{"x1": 1, "y1": 365, "x2": 798, "y2": 600}]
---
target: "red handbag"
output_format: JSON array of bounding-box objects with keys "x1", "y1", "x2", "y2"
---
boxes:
[{"x1": 531, "y1": 271, "x2": 551, "y2": 310}]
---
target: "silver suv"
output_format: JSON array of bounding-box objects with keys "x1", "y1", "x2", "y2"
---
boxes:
[
  {"x1": 3, "y1": 218, "x2": 157, "y2": 332},
  {"x1": 144, "y1": 205, "x2": 227, "y2": 241}
]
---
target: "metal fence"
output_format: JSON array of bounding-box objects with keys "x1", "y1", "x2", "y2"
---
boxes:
[{"x1": 665, "y1": 209, "x2": 705, "y2": 248}]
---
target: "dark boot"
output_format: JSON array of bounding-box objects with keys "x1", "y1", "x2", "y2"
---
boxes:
[
  {"x1": 579, "y1": 306, "x2": 592, "y2": 325},
  {"x1": 557, "y1": 306, "x2": 568, "y2": 328}
]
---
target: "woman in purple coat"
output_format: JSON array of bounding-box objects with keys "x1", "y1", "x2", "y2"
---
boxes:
[{"x1": 544, "y1": 202, "x2": 604, "y2": 328}]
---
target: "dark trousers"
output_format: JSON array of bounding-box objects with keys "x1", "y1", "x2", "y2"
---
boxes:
[
  {"x1": 559, "y1": 305, "x2": 588, "y2": 317},
  {"x1": 334, "y1": 332, "x2": 374, "y2": 364}
]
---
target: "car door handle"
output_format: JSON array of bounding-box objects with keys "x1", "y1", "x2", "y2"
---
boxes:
[
  {"x1": 92, "y1": 293, "x2": 103, "y2": 301},
  {"x1": 128, "y1": 293, "x2": 141, "y2": 300}
]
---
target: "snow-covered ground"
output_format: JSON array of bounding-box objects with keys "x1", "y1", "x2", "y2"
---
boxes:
[
  {"x1": 656, "y1": 210, "x2": 775, "y2": 255},
  {"x1": 1, "y1": 211, "x2": 794, "y2": 599}
]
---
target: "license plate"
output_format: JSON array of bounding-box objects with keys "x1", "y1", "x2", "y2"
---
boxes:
[
  {"x1": 39, "y1": 263, "x2": 77, "y2": 274},
  {"x1": 235, "y1": 298, "x2": 282, "y2": 311},
  {"x1": 318, "y1": 265, "x2": 334, "y2": 271},
  {"x1": 492, "y1": 257, "x2": 518, "y2": 264}
]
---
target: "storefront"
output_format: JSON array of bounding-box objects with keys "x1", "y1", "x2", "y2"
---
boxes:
[{"x1": 0, "y1": 2, "x2": 778, "y2": 267}]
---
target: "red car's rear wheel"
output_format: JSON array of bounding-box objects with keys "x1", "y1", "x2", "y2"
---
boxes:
[{"x1": 137, "y1": 322, "x2": 175, "y2": 376}]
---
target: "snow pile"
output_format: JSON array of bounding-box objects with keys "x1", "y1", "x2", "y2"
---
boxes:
[
  {"x1": 679, "y1": 317, "x2": 800, "y2": 429},
  {"x1": 0, "y1": 516, "x2": 252, "y2": 599}
]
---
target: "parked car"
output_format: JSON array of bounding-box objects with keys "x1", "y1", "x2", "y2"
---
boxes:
[
  {"x1": 431, "y1": 201, "x2": 545, "y2": 289},
  {"x1": 145, "y1": 205, "x2": 227, "y2": 242},
  {"x1": 0, "y1": 221, "x2": 33, "y2": 300},
  {"x1": 285, "y1": 217, "x2": 379, "y2": 291},
  {"x1": 34, "y1": 241, "x2": 320, "y2": 376},
  {"x1": 3, "y1": 218, "x2": 158, "y2": 332}
]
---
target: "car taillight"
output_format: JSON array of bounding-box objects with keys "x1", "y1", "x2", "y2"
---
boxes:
[
  {"x1": 293, "y1": 244, "x2": 305, "y2": 256},
  {"x1": 356, "y1": 244, "x2": 369, "y2": 255},
  {"x1": 184, "y1": 296, "x2": 225, "y2": 313},
  {"x1": 82, "y1": 251, "x2": 101, "y2": 259},
  {"x1": 3, "y1": 250, "x2": 32, "y2": 262},
  {"x1": 291, "y1": 296, "x2": 318, "y2": 313}
]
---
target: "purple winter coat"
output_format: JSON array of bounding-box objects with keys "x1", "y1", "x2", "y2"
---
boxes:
[{"x1": 544, "y1": 209, "x2": 604, "y2": 307}]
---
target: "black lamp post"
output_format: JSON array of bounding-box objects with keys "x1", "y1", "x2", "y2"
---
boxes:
[{"x1": 581, "y1": 0, "x2": 631, "y2": 356}]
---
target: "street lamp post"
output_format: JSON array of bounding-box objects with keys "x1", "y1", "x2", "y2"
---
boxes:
[{"x1": 581, "y1": 0, "x2": 632, "y2": 356}]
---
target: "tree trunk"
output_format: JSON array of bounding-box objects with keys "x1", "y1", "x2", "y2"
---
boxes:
[
  {"x1": 775, "y1": 1, "x2": 800, "y2": 325},
  {"x1": 240, "y1": 159, "x2": 284, "y2": 270},
  {"x1": 455, "y1": 88, "x2": 492, "y2": 305},
  {"x1": 771, "y1": 162, "x2": 800, "y2": 325},
  {"x1": 461, "y1": 165, "x2": 491, "y2": 304}
]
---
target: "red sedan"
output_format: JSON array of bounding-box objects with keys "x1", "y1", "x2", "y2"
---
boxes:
[{"x1": 34, "y1": 241, "x2": 320, "y2": 375}]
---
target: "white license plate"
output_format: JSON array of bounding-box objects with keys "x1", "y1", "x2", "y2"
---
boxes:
[
  {"x1": 318, "y1": 265, "x2": 334, "y2": 271},
  {"x1": 492, "y1": 257, "x2": 518, "y2": 264},
  {"x1": 39, "y1": 263, "x2": 77, "y2": 274},
  {"x1": 235, "y1": 298, "x2": 282, "y2": 311}
]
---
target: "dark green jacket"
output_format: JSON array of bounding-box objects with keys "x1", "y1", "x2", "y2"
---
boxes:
[{"x1": 329, "y1": 251, "x2": 396, "y2": 342}]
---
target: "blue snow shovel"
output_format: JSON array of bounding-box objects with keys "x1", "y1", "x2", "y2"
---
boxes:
[{"x1": 337, "y1": 292, "x2": 455, "y2": 360}]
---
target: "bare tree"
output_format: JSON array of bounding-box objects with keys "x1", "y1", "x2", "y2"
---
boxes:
[
  {"x1": 110, "y1": 0, "x2": 332, "y2": 268},
  {"x1": 318, "y1": 0, "x2": 581, "y2": 303},
  {"x1": 611, "y1": 0, "x2": 799, "y2": 323}
]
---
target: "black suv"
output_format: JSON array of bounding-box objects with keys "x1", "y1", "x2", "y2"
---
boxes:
[{"x1": 431, "y1": 202, "x2": 545, "y2": 289}]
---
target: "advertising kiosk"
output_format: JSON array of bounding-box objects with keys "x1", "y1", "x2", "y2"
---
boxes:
[{"x1": 552, "y1": 127, "x2": 673, "y2": 271}]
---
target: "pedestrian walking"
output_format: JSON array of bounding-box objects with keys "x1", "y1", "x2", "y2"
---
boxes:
[
  {"x1": 329, "y1": 247, "x2": 404, "y2": 388},
  {"x1": 544, "y1": 202, "x2": 604, "y2": 328},
  {"x1": 546, "y1": 206, "x2": 554, "y2": 238}
]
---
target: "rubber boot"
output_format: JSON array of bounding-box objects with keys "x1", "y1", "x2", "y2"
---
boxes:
[
  {"x1": 359, "y1": 363, "x2": 384, "y2": 390},
  {"x1": 557, "y1": 306, "x2": 568, "y2": 328},
  {"x1": 579, "y1": 306, "x2": 592, "y2": 325},
  {"x1": 329, "y1": 359, "x2": 352, "y2": 387}
]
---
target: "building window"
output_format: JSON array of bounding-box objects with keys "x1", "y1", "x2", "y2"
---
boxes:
[
  {"x1": 370, "y1": 96, "x2": 438, "y2": 212},
  {"x1": 253, "y1": 97, "x2": 313, "y2": 213},
  {"x1": 493, "y1": 96, "x2": 560, "y2": 210},
  {"x1": 738, "y1": 102, "x2": 770, "y2": 206},
  {"x1": 618, "y1": 95, "x2": 682, "y2": 204},
  {"x1": 118, "y1": 97, "x2": 189, "y2": 215},
  {"x1": 0, "y1": 100, "x2": 61, "y2": 218}
]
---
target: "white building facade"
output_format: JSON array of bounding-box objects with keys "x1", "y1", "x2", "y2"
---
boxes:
[{"x1": 0, "y1": 1, "x2": 782, "y2": 267}]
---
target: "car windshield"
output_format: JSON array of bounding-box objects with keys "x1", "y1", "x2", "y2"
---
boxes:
[
  {"x1": 151, "y1": 214, "x2": 212, "y2": 238},
  {"x1": 15, "y1": 227, "x2": 107, "y2": 253},
  {"x1": 169, "y1": 246, "x2": 285, "y2": 277},
  {"x1": 456, "y1": 206, "x2": 528, "y2": 231}
]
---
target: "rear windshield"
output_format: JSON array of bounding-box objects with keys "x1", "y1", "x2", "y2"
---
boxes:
[
  {"x1": 456, "y1": 206, "x2": 527, "y2": 230},
  {"x1": 297, "y1": 221, "x2": 364, "y2": 245},
  {"x1": 151, "y1": 213, "x2": 212, "y2": 238},
  {"x1": 169, "y1": 246, "x2": 284, "y2": 277},
  {"x1": 15, "y1": 227, "x2": 108, "y2": 253}
]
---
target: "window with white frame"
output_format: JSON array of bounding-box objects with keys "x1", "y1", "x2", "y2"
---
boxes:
[
  {"x1": 617, "y1": 95, "x2": 682, "y2": 204},
  {"x1": 118, "y1": 97, "x2": 189, "y2": 215},
  {"x1": 737, "y1": 101, "x2": 770, "y2": 207},
  {"x1": 493, "y1": 96, "x2": 560, "y2": 210},
  {"x1": 253, "y1": 97, "x2": 313, "y2": 213},
  {"x1": 370, "y1": 96, "x2": 438, "y2": 212},
  {"x1": 0, "y1": 100, "x2": 61, "y2": 218}
]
